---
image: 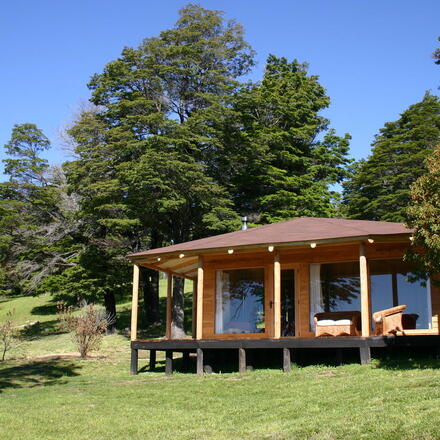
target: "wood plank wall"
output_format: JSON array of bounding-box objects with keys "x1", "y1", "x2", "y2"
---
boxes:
[{"x1": 199, "y1": 242, "x2": 440, "y2": 339}]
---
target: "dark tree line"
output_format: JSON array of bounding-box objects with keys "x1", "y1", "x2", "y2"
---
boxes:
[{"x1": 0, "y1": 6, "x2": 439, "y2": 334}]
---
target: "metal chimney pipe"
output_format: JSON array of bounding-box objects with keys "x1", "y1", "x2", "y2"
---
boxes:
[{"x1": 241, "y1": 216, "x2": 248, "y2": 230}]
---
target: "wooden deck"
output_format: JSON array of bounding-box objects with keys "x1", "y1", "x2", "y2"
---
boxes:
[{"x1": 130, "y1": 335, "x2": 440, "y2": 375}]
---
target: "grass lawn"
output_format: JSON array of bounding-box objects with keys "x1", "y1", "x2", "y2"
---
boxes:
[{"x1": 1, "y1": 294, "x2": 440, "y2": 439}]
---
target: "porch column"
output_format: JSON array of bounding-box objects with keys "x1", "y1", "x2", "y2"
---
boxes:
[
  {"x1": 130, "y1": 264, "x2": 140, "y2": 341},
  {"x1": 196, "y1": 256, "x2": 204, "y2": 340},
  {"x1": 192, "y1": 279, "x2": 197, "y2": 339},
  {"x1": 274, "y1": 250, "x2": 281, "y2": 338},
  {"x1": 359, "y1": 242, "x2": 371, "y2": 336},
  {"x1": 166, "y1": 272, "x2": 173, "y2": 339}
]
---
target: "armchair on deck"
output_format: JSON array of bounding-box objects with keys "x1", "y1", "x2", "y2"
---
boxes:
[{"x1": 373, "y1": 305, "x2": 418, "y2": 335}]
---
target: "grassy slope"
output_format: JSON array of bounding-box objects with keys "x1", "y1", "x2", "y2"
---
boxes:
[{"x1": 1, "y1": 294, "x2": 440, "y2": 439}]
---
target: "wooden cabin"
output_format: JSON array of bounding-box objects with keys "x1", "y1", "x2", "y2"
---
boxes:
[{"x1": 128, "y1": 217, "x2": 440, "y2": 375}]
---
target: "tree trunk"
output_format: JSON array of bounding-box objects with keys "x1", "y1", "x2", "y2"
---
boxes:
[
  {"x1": 104, "y1": 290, "x2": 117, "y2": 334},
  {"x1": 141, "y1": 267, "x2": 160, "y2": 327},
  {"x1": 171, "y1": 276, "x2": 186, "y2": 338}
]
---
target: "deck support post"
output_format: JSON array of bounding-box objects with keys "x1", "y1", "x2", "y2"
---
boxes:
[
  {"x1": 238, "y1": 348, "x2": 246, "y2": 374},
  {"x1": 196, "y1": 256, "x2": 204, "y2": 340},
  {"x1": 283, "y1": 348, "x2": 291, "y2": 372},
  {"x1": 165, "y1": 350, "x2": 173, "y2": 375},
  {"x1": 149, "y1": 349, "x2": 156, "y2": 371},
  {"x1": 166, "y1": 273, "x2": 173, "y2": 339},
  {"x1": 130, "y1": 264, "x2": 140, "y2": 342},
  {"x1": 359, "y1": 243, "x2": 371, "y2": 337},
  {"x1": 360, "y1": 344, "x2": 371, "y2": 365},
  {"x1": 197, "y1": 348, "x2": 204, "y2": 376},
  {"x1": 130, "y1": 347, "x2": 138, "y2": 375},
  {"x1": 274, "y1": 251, "x2": 281, "y2": 338}
]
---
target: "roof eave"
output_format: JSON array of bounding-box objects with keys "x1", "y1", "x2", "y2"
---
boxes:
[{"x1": 127, "y1": 232, "x2": 412, "y2": 264}]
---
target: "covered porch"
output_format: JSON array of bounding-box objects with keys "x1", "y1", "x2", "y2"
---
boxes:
[{"x1": 128, "y1": 218, "x2": 440, "y2": 375}]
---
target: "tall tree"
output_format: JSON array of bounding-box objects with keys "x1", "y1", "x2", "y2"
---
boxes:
[
  {"x1": 343, "y1": 93, "x2": 440, "y2": 222},
  {"x1": 66, "y1": 4, "x2": 250, "y2": 334},
  {"x1": 0, "y1": 124, "x2": 82, "y2": 298},
  {"x1": 406, "y1": 145, "x2": 440, "y2": 277},
  {"x1": 210, "y1": 55, "x2": 351, "y2": 223}
]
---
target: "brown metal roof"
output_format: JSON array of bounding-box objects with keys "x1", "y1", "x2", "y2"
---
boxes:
[{"x1": 129, "y1": 217, "x2": 412, "y2": 261}]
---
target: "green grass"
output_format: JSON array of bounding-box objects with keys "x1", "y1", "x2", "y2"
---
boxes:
[{"x1": 1, "y1": 294, "x2": 440, "y2": 439}]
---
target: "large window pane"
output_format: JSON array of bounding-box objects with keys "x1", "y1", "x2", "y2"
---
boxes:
[
  {"x1": 309, "y1": 262, "x2": 360, "y2": 328},
  {"x1": 215, "y1": 268, "x2": 265, "y2": 334},
  {"x1": 321, "y1": 262, "x2": 361, "y2": 312},
  {"x1": 370, "y1": 260, "x2": 430, "y2": 329}
]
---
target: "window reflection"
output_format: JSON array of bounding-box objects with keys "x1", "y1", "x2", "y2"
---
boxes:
[
  {"x1": 215, "y1": 268, "x2": 265, "y2": 334},
  {"x1": 370, "y1": 260, "x2": 430, "y2": 329},
  {"x1": 321, "y1": 262, "x2": 361, "y2": 312}
]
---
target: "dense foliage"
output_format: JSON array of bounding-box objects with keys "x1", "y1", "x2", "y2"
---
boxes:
[
  {"x1": 343, "y1": 94, "x2": 440, "y2": 222},
  {"x1": 406, "y1": 146, "x2": 440, "y2": 277}
]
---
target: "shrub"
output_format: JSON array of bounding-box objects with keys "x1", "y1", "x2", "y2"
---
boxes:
[
  {"x1": 0, "y1": 310, "x2": 19, "y2": 361},
  {"x1": 57, "y1": 302, "x2": 114, "y2": 358}
]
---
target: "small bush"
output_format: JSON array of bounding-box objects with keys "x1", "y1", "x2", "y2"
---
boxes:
[
  {"x1": 57, "y1": 302, "x2": 114, "y2": 358},
  {"x1": 0, "y1": 310, "x2": 19, "y2": 361}
]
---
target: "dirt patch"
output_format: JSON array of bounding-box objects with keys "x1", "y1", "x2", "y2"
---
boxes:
[{"x1": 27, "y1": 353, "x2": 107, "y2": 361}]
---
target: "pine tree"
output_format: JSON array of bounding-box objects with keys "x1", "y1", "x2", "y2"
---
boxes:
[
  {"x1": 213, "y1": 55, "x2": 351, "y2": 223},
  {"x1": 65, "y1": 4, "x2": 250, "y2": 333},
  {"x1": 343, "y1": 93, "x2": 440, "y2": 222}
]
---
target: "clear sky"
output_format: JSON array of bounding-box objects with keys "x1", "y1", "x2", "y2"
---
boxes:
[{"x1": 0, "y1": 0, "x2": 438, "y2": 180}]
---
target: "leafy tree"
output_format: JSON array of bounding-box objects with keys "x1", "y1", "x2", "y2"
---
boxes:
[
  {"x1": 343, "y1": 93, "x2": 440, "y2": 222},
  {"x1": 406, "y1": 145, "x2": 440, "y2": 277},
  {"x1": 65, "y1": 4, "x2": 249, "y2": 334},
  {"x1": 213, "y1": 55, "x2": 351, "y2": 223},
  {"x1": 0, "y1": 124, "x2": 82, "y2": 301}
]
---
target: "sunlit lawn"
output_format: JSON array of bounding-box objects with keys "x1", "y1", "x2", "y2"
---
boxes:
[{"x1": 1, "y1": 294, "x2": 440, "y2": 439}]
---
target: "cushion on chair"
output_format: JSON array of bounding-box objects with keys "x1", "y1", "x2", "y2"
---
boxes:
[{"x1": 316, "y1": 319, "x2": 352, "y2": 326}]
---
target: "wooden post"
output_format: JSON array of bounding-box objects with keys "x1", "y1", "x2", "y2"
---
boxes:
[
  {"x1": 130, "y1": 347, "x2": 138, "y2": 375},
  {"x1": 238, "y1": 348, "x2": 246, "y2": 374},
  {"x1": 283, "y1": 348, "x2": 291, "y2": 372},
  {"x1": 149, "y1": 349, "x2": 156, "y2": 371},
  {"x1": 130, "y1": 264, "x2": 140, "y2": 341},
  {"x1": 197, "y1": 348, "x2": 204, "y2": 376},
  {"x1": 192, "y1": 279, "x2": 197, "y2": 339},
  {"x1": 165, "y1": 350, "x2": 173, "y2": 376},
  {"x1": 360, "y1": 344, "x2": 371, "y2": 365},
  {"x1": 360, "y1": 242, "x2": 371, "y2": 337},
  {"x1": 166, "y1": 272, "x2": 173, "y2": 339},
  {"x1": 196, "y1": 256, "x2": 204, "y2": 340},
  {"x1": 274, "y1": 251, "x2": 281, "y2": 338}
]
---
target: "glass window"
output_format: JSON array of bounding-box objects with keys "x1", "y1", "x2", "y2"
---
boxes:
[
  {"x1": 309, "y1": 262, "x2": 360, "y2": 327},
  {"x1": 215, "y1": 268, "x2": 265, "y2": 334},
  {"x1": 369, "y1": 260, "x2": 430, "y2": 329}
]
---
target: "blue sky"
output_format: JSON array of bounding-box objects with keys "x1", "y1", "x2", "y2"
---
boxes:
[{"x1": 0, "y1": 0, "x2": 438, "y2": 180}]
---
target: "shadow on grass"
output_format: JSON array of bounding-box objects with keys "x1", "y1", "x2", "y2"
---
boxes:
[
  {"x1": 0, "y1": 360, "x2": 81, "y2": 393},
  {"x1": 30, "y1": 303, "x2": 59, "y2": 316},
  {"x1": 373, "y1": 347, "x2": 440, "y2": 370},
  {"x1": 20, "y1": 319, "x2": 65, "y2": 340}
]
